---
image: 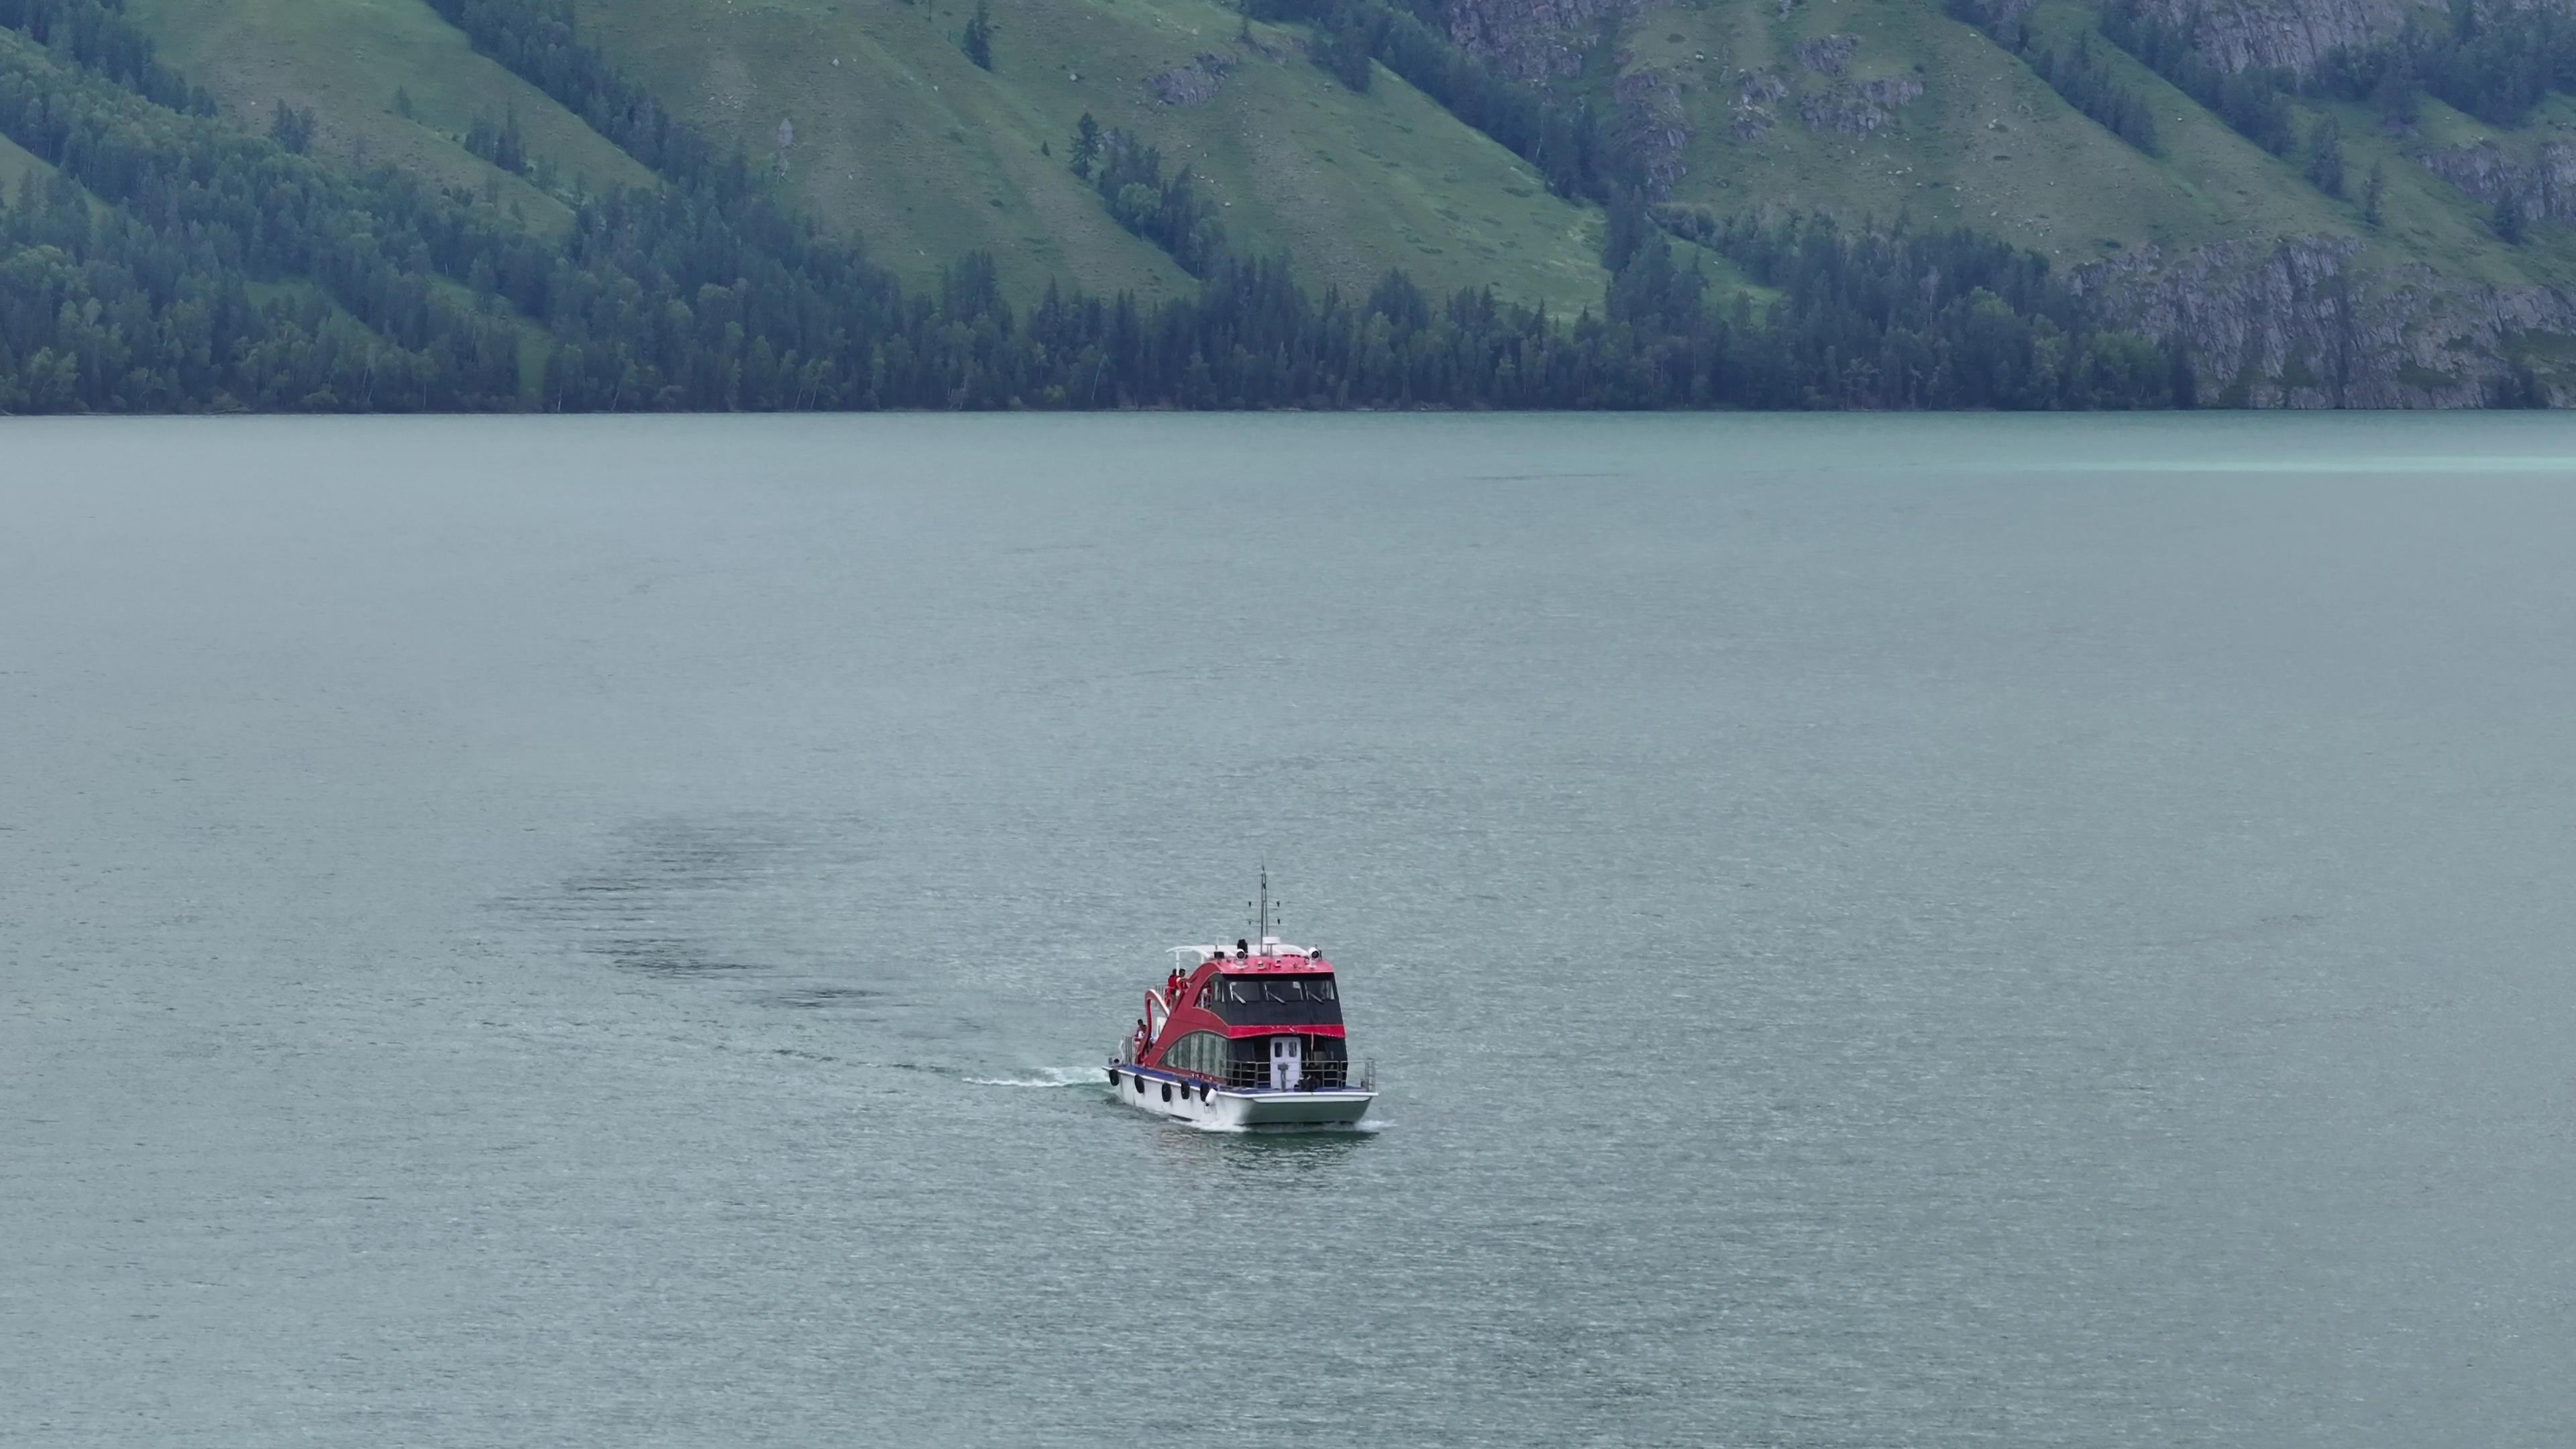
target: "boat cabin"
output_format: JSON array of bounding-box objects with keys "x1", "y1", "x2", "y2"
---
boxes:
[{"x1": 1134, "y1": 938, "x2": 1352, "y2": 1091}]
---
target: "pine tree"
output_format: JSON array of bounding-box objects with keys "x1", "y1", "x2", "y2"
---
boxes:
[
  {"x1": 2496, "y1": 189, "x2": 2528, "y2": 244},
  {"x1": 2363, "y1": 160, "x2": 2386, "y2": 226},
  {"x1": 2368, "y1": 62, "x2": 2413, "y2": 133},
  {"x1": 961, "y1": 0, "x2": 994, "y2": 70},
  {"x1": 1320, "y1": 5, "x2": 1377, "y2": 93},
  {"x1": 1603, "y1": 189, "x2": 1652, "y2": 271},
  {"x1": 269, "y1": 99, "x2": 314, "y2": 154},
  {"x1": 495, "y1": 102, "x2": 525, "y2": 174},
  {"x1": 2303, "y1": 115, "x2": 2344, "y2": 197},
  {"x1": 1069, "y1": 112, "x2": 1102, "y2": 179}
]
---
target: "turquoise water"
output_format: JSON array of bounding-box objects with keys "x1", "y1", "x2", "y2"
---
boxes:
[{"x1": 6, "y1": 413, "x2": 2575, "y2": 1446}]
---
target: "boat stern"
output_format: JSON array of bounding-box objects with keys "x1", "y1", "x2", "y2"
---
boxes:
[
  {"x1": 1223, "y1": 1087, "x2": 1376, "y2": 1130},
  {"x1": 1105, "y1": 1063, "x2": 1377, "y2": 1130}
]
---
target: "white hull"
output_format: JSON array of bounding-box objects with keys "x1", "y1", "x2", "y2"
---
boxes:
[{"x1": 1105, "y1": 1065, "x2": 1375, "y2": 1130}]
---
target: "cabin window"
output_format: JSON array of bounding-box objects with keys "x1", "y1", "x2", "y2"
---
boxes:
[
  {"x1": 1164, "y1": 1030, "x2": 1228, "y2": 1079},
  {"x1": 1212, "y1": 974, "x2": 1342, "y2": 1025}
]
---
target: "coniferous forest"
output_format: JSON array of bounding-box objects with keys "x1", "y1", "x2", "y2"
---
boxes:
[{"x1": 0, "y1": 0, "x2": 2190, "y2": 413}]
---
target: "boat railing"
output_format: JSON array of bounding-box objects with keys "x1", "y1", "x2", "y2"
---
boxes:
[{"x1": 1108, "y1": 1052, "x2": 1375, "y2": 1093}]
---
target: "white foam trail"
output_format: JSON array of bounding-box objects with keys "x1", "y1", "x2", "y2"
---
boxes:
[{"x1": 966, "y1": 1065, "x2": 1102, "y2": 1088}]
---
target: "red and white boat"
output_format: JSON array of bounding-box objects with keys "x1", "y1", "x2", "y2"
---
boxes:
[{"x1": 1106, "y1": 881, "x2": 1377, "y2": 1130}]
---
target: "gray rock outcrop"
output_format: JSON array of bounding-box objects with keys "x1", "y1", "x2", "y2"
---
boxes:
[
  {"x1": 2125, "y1": 0, "x2": 2404, "y2": 76},
  {"x1": 1444, "y1": 0, "x2": 1640, "y2": 80},
  {"x1": 1146, "y1": 51, "x2": 1238, "y2": 107},
  {"x1": 2420, "y1": 139, "x2": 2576, "y2": 221},
  {"x1": 1795, "y1": 34, "x2": 1860, "y2": 75},
  {"x1": 2077, "y1": 235, "x2": 2575, "y2": 405},
  {"x1": 1797, "y1": 75, "x2": 1926, "y2": 135},
  {"x1": 1615, "y1": 66, "x2": 1694, "y2": 192},
  {"x1": 1731, "y1": 66, "x2": 1790, "y2": 142}
]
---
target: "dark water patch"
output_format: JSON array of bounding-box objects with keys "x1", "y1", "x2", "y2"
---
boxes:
[
  {"x1": 549, "y1": 815, "x2": 814, "y2": 902},
  {"x1": 496, "y1": 812, "x2": 883, "y2": 994},
  {"x1": 590, "y1": 934, "x2": 763, "y2": 977},
  {"x1": 759, "y1": 984, "x2": 887, "y2": 1010},
  {"x1": 769, "y1": 1047, "x2": 845, "y2": 1065}
]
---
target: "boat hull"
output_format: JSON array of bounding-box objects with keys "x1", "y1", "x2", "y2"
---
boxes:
[{"x1": 1105, "y1": 1065, "x2": 1375, "y2": 1130}]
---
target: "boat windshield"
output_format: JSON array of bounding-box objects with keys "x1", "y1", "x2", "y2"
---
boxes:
[
  {"x1": 1224, "y1": 977, "x2": 1336, "y2": 1004},
  {"x1": 1215, "y1": 974, "x2": 1343, "y2": 1025}
]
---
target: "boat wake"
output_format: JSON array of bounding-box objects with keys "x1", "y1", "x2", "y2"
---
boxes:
[{"x1": 964, "y1": 1065, "x2": 1102, "y2": 1089}]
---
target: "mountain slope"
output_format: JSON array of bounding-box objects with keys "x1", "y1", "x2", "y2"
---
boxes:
[
  {"x1": 566, "y1": 0, "x2": 1612, "y2": 307},
  {"x1": 119, "y1": 0, "x2": 1611, "y2": 309},
  {"x1": 1454, "y1": 0, "x2": 2576, "y2": 398},
  {"x1": 1617, "y1": 0, "x2": 2576, "y2": 286},
  {"x1": 125, "y1": 0, "x2": 658, "y2": 226},
  {"x1": 27, "y1": 5, "x2": 2176, "y2": 417},
  {"x1": 59, "y1": 0, "x2": 2576, "y2": 404},
  {"x1": 0, "y1": 128, "x2": 52, "y2": 193}
]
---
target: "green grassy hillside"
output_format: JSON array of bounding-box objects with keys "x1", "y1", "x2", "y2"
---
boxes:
[
  {"x1": 111, "y1": 0, "x2": 2576, "y2": 299},
  {"x1": 125, "y1": 0, "x2": 657, "y2": 227},
  {"x1": 10, "y1": 0, "x2": 2506, "y2": 413},
  {"x1": 1619, "y1": 0, "x2": 2576, "y2": 291},
  {"x1": 119, "y1": 0, "x2": 1609, "y2": 308},
  {"x1": 0, "y1": 128, "x2": 51, "y2": 193},
  {"x1": 119, "y1": 0, "x2": 2576, "y2": 308},
  {"x1": 1650, "y1": 0, "x2": 2344, "y2": 254},
  {"x1": 572, "y1": 0, "x2": 1609, "y2": 305},
  {"x1": 64, "y1": 0, "x2": 2576, "y2": 406}
]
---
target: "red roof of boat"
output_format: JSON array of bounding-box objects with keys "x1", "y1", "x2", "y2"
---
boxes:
[{"x1": 1214, "y1": 955, "x2": 1334, "y2": 975}]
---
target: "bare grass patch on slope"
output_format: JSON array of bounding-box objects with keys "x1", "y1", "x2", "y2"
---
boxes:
[
  {"x1": 575, "y1": 0, "x2": 1603, "y2": 307},
  {"x1": 126, "y1": 0, "x2": 653, "y2": 228}
]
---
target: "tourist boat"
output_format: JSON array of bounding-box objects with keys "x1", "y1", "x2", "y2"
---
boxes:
[{"x1": 1106, "y1": 879, "x2": 1377, "y2": 1130}]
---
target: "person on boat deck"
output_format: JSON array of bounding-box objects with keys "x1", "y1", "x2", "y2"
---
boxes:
[
  {"x1": 1166, "y1": 967, "x2": 1185, "y2": 1005},
  {"x1": 1131, "y1": 1018, "x2": 1148, "y2": 1059}
]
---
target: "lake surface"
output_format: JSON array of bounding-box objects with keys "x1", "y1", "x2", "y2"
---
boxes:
[{"x1": 5, "y1": 413, "x2": 2575, "y2": 1447}]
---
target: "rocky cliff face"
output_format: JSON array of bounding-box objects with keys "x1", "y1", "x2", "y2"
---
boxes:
[
  {"x1": 1444, "y1": 0, "x2": 1638, "y2": 80},
  {"x1": 1796, "y1": 34, "x2": 1862, "y2": 74},
  {"x1": 1798, "y1": 75, "x2": 1925, "y2": 134},
  {"x1": 1731, "y1": 66, "x2": 1790, "y2": 140},
  {"x1": 1613, "y1": 66, "x2": 1695, "y2": 191},
  {"x1": 2076, "y1": 235, "x2": 2575, "y2": 405},
  {"x1": 2420, "y1": 140, "x2": 2576, "y2": 220},
  {"x1": 1440, "y1": 0, "x2": 1705, "y2": 193},
  {"x1": 2129, "y1": 0, "x2": 2403, "y2": 75},
  {"x1": 1146, "y1": 51, "x2": 1240, "y2": 107}
]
